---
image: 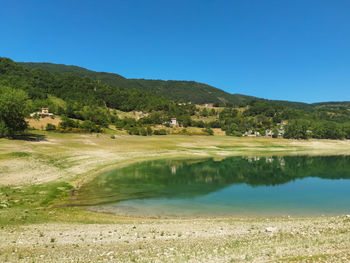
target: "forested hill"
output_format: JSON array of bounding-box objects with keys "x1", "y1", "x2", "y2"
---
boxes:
[
  {"x1": 20, "y1": 62, "x2": 254, "y2": 105},
  {"x1": 20, "y1": 62, "x2": 350, "y2": 109},
  {"x1": 1, "y1": 57, "x2": 350, "y2": 139},
  {"x1": 0, "y1": 57, "x2": 173, "y2": 112}
]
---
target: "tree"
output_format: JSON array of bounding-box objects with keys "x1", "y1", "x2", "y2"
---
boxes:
[
  {"x1": 140, "y1": 127, "x2": 147, "y2": 136},
  {"x1": 283, "y1": 120, "x2": 310, "y2": 139},
  {"x1": 0, "y1": 86, "x2": 31, "y2": 136},
  {"x1": 146, "y1": 126, "x2": 153, "y2": 136},
  {"x1": 46, "y1": 123, "x2": 56, "y2": 131},
  {"x1": 225, "y1": 123, "x2": 242, "y2": 136},
  {"x1": 200, "y1": 108, "x2": 208, "y2": 117},
  {"x1": 272, "y1": 128, "x2": 279, "y2": 138},
  {"x1": 203, "y1": 127, "x2": 214, "y2": 135}
]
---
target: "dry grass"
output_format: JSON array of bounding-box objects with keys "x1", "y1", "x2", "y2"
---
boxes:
[
  {"x1": 114, "y1": 109, "x2": 147, "y2": 120},
  {"x1": 26, "y1": 117, "x2": 62, "y2": 130}
]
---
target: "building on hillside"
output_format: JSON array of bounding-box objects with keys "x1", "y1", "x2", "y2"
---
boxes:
[
  {"x1": 170, "y1": 118, "x2": 178, "y2": 126},
  {"x1": 203, "y1": 103, "x2": 214, "y2": 108},
  {"x1": 265, "y1": 128, "x2": 285, "y2": 138},
  {"x1": 30, "y1": 108, "x2": 54, "y2": 118},
  {"x1": 265, "y1": 129, "x2": 273, "y2": 137},
  {"x1": 244, "y1": 130, "x2": 260, "y2": 137},
  {"x1": 278, "y1": 128, "x2": 285, "y2": 137}
]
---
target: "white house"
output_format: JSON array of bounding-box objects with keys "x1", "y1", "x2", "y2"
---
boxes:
[
  {"x1": 244, "y1": 130, "x2": 260, "y2": 137},
  {"x1": 30, "y1": 108, "x2": 54, "y2": 118},
  {"x1": 170, "y1": 118, "x2": 178, "y2": 126}
]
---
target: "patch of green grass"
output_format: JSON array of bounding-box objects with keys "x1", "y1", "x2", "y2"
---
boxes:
[
  {"x1": 280, "y1": 253, "x2": 331, "y2": 262},
  {"x1": 33, "y1": 153, "x2": 72, "y2": 169},
  {"x1": 216, "y1": 145, "x2": 245, "y2": 150},
  {"x1": 10, "y1": 152, "x2": 32, "y2": 158},
  {"x1": 0, "y1": 152, "x2": 32, "y2": 160},
  {"x1": 0, "y1": 182, "x2": 73, "y2": 226},
  {"x1": 258, "y1": 145, "x2": 290, "y2": 148}
]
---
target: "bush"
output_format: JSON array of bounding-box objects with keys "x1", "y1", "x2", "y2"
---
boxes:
[
  {"x1": 58, "y1": 117, "x2": 103, "y2": 133},
  {"x1": 146, "y1": 126, "x2": 153, "y2": 136},
  {"x1": 127, "y1": 127, "x2": 140, "y2": 135},
  {"x1": 272, "y1": 128, "x2": 279, "y2": 138},
  {"x1": 46, "y1": 123, "x2": 56, "y2": 131},
  {"x1": 140, "y1": 127, "x2": 147, "y2": 136},
  {"x1": 0, "y1": 121, "x2": 9, "y2": 137},
  {"x1": 80, "y1": 120, "x2": 103, "y2": 133},
  {"x1": 154, "y1": 129, "x2": 167, "y2": 135},
  {"x1": 203, "y1": 127, "x2": 214, "y2": 135},
  {"x1": 59, "y1": 116, "x2": 79, "y2": 129}
]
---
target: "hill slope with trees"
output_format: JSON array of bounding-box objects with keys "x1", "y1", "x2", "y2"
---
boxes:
[
  {"x1": 1, "y1": 57, "x2": 350, "y2": 139},
  {"x1": 21, "y1": 61, "x2": 350, "y2": 110},
  {"x1": 20, "y1": 62, "x2": 255, "y2": 105}
]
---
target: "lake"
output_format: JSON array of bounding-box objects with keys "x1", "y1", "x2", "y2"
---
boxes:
[{"x1": 76, "y1": 155, "x2": 350, "y2": 217}]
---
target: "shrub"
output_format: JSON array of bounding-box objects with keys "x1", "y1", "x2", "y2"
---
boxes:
[
  {"x1": 46, "y1": 123, "x2": 56, "y2": 131},
  {"x1": 0, "y1": 121, "x2": 9, "y2": 137},
  {"x1": 140, "y1": 127, "x2": 147, "y2": 136},
  {"x1": 154, "y1": 129, "x2": 167, "y2": 135},
  {"x1": 203, "y1": 127, "x2": 214, "y2": 135}
]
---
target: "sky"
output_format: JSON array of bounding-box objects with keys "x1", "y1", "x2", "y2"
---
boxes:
[{"x1": 1, "y1": 0, "x2": 350, "y2": 103}]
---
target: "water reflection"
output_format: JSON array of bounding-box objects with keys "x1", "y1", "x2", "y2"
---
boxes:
[{"x1": 76, "y1": 155, "x2": 350, "y2": 207}]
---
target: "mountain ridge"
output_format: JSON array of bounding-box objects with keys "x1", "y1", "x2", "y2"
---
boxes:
[
  {"x1": 20, "y1": 61, "x2": 349, "y2": 108},
  {"x1": 19, "y1": 62, "x2": 256, "y2": 106}
]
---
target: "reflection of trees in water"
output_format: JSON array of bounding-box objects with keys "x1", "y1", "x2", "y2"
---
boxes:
[{"x1": 77, "y1": 155, "x2": 350, "y2": 206}]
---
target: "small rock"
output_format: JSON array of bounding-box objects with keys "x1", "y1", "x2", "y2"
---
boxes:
[{"x1": 265, "y1": 227, "x2": 277, "y2": 233}]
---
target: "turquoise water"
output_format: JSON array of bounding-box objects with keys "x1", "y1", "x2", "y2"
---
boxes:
[{"x1": 76, "y1": 155, "x2": 350, "y2": 217}]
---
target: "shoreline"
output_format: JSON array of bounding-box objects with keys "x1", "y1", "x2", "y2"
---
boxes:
[
  {"x1": 86, "y1": 205, "x2": 350, "y2": 220},
  {"x1": 1, "y1": 132, "x2": 350, "y2": 187}
]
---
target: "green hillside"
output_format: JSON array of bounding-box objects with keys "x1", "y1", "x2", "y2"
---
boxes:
[
  {"x1": 0, "y1": 57, "x2": 182, "y2": 116},
  {"x1": 1, "y1": 57, "x2": 350, "y2": 139},
  {"x1": 20, "y1": 62, "x2": 254, "y2": 105},
  {"x1": 21, "y1": 62, "x2": 350, "y2": 110}
]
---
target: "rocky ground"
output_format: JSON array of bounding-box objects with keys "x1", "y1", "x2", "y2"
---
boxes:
[{"x1": 1, "y1": 216, "x2": 350, "y2": 262}]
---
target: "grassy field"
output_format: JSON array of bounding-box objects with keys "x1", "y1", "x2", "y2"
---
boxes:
[{"x1": 1, "y1": 132, "x2": 350, "y2": 262}]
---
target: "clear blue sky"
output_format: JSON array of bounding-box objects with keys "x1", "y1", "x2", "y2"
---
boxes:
[{"x1": 1, "y1": 0, "x2": 349, "y2": 103}]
